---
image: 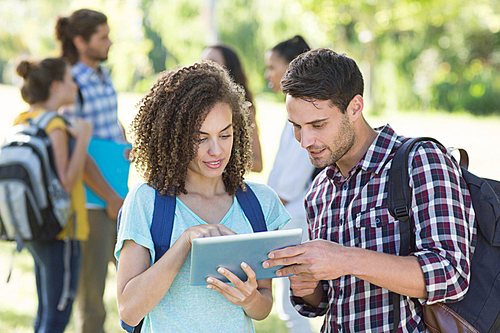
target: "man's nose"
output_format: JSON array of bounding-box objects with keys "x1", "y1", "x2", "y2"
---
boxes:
[{"x1": 300, "y1": 128, "x2": 315, "y2": 149}]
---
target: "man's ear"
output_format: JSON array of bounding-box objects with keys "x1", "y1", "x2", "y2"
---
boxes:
[
  {"x1": 347, "y1": 95, "x2": 364, "y2": 121},
  {"x1": 73, "y1": 35, "x2": 86, "y2": 53}
]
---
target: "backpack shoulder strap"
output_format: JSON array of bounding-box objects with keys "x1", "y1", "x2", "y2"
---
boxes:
[
  {"x1": 117, "y1": 189, "x2": 175, "y2": 333},
  {"x1": 388, "y1": 136, "x2": 443, "y2": 256},
  {"x1": 151, "y1": 190, "x2": 176, "y2": 263},
  {"x1": 32, "y1": 111, "x2": 67, "y2": 130},
  {"x1": 77, "y1": 87, "x2": 84, "y2": 109},
  {"x1": 236, "y1": 183, "x2": 267, "y2": 232},
  {"x1": 388, "y1": 136, "x2": 443, "y2": 333}
]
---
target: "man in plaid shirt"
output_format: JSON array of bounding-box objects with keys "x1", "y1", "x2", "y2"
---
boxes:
[{"x1": 263, "y1": 48, "x2": 476, "y2": 332}]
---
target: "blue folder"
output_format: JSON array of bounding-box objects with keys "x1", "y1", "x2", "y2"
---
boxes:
[{"x1": 85, "y1": 138, "x2": 132, "y2": 208}]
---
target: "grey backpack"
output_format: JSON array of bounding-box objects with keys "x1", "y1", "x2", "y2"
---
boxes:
[{"x1": 0, "y1": 112, "x2": 73, "y2": 251}]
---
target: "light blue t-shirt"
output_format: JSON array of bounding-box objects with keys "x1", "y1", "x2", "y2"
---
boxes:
[{"x1": 115, "y1": 181, "x2": 291, "y2": 333}]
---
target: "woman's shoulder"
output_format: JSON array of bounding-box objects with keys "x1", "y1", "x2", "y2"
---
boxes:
[
  {"x1": 245, "y1": 181, "x2": 272, "y2": 192},
  {"x1": 120, "y1": 182, "x2": 156, "y2": 231},
  {"x1": 128, "y1": 182, "x2": 155, "y2": 197},
  {"x1": 244, "y1": 181, "x2": 280, "y2": 201},
  {"x1": 123, "y1": 182, "x2": 156, "y2": 207}
]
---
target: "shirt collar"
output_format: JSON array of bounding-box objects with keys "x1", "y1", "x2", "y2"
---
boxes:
[
  {"x1": 360, "y1": 124, "x2": 404, "y2": 174},
  {"x1": 72, "y1": 61, "x2": 108, "y2": 84},
  {"x1": 325, "y1": 124, "x2": 404, "y2": 182}
]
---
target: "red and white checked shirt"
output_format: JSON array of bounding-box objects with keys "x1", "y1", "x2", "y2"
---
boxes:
[{"x1": 291, "y1": 125, "x2": 476, "y2": 333}]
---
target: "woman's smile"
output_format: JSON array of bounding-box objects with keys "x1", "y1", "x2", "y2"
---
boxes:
[{"x1": 204, "y1": 159, "x2": 223, "y2": 169}]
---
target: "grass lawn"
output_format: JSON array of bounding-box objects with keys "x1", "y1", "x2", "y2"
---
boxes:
[{"x1": 1, "y1": 83, "x2": 500, "y2": 332}]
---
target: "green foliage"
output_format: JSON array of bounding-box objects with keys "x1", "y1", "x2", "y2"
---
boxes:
[{"x1": 2, "y1": 0, "x2": 500, "y2": 114}]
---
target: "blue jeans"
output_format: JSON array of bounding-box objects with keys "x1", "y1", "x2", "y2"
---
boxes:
[{"x1": 26, "y1": 240, "x2": 81, "y2": 333}]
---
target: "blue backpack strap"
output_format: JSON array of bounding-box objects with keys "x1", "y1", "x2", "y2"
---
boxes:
[
  {"x1": 151, "y1": 190, "x2": 177, "y2": 262},
  {"x1": 118, "y1": 190, "x2": 176, "y2": 333},
  {"x1": 236, "y1": 183, "x2": 267, "y2": 232}
]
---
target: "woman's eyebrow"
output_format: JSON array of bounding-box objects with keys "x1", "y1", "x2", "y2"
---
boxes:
[{"x1": 199, "y1": 124, "x2": 232, "y2": 135}]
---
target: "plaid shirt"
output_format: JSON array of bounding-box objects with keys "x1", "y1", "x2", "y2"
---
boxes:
[
  {"x1": 72, "y1": 62, "x2": 123, "y2": 142},
  {"x1": 291, "y1": 125, "x2": 476, "y2": 333}
]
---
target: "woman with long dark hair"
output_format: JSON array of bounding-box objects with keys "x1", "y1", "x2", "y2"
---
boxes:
[{"x1": 202, "y1": 45, "x2": 263, "y2": 172}]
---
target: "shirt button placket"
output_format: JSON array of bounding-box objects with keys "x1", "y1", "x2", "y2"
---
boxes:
[{"x1": 337, "y1": 288, "x2": 344, "y2": 332}]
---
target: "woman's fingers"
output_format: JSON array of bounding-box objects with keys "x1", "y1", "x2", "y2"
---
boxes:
[{"x1": 206, "y1": 263, "x2": 258, "y2": 303}]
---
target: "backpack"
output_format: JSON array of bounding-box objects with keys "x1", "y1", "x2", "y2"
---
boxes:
[
  {"x1": 0, "y1": 112, "x2": 73, "y2": 252},
  {"x1": 117, "y1": 183, "x2": 267, "y2": 333},
  {"x1": 388, "y1": 137, "x2": 500, "y2": 333}
]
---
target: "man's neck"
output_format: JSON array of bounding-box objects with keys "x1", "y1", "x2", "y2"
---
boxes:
[
  {"x1": 78, "y1": 56, "x2": 100, "y2": 71},
  {"x1": 337, "y1": 123, "x2": 378, "y2": 178}
]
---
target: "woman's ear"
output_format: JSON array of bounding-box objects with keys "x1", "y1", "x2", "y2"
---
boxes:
[
  {"x1": 50, "y1": 80, "x2": 61, "y2": 94},
  {"x1": 347, "y1": 95, "x2": 364, "y2": 121},
  {"x1": 49, "y1": 80, "x2": 63, "y2": 99}
]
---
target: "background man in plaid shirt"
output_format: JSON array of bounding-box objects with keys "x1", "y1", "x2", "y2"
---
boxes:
[
  {"x1": 263, "y1": 48, "x2": 476, "y2": 332},
  {"x1": 56, "y1": 9, "x2": 125, "y2": 333}
]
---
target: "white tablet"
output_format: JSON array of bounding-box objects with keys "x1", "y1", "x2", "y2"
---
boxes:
[{"x1": 189, "y1": 228, "x2": 303, "y2": 286}]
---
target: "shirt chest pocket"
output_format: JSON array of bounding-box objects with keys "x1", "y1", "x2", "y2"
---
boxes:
[{"x1": 354, "y1": 206, "x2": 398, "y2": 253}]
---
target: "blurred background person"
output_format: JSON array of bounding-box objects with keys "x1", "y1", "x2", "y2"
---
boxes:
[
  {"x1": 55, "y1": 9, "x2": 124, "y2": 333},
  {"x1": 202, "y1": 44, "x2": 263, "y2": 173},
  {"x1": 264, "y1": 35, "x2": 317, "y2": 333},
  {"x1": 14, "y1": 57, "x2": 92, "y2": 333}
]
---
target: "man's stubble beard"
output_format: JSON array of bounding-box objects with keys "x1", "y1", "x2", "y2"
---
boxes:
[{"x1": 308, "y1": 115, "x2": 355, "y2": 169}]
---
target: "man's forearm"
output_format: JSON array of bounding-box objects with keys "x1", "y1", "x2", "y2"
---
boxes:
[{"x1": 347, "y1": 247, "x2": 427, "y2": 298}]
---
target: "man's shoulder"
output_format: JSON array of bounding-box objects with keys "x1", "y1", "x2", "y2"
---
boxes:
[
  {"x1": 72, "y1": 62, "x2": 112, "y2": 85},
  {"x1": 72, "y1": 62, "x2": 93, "y2": 85}
]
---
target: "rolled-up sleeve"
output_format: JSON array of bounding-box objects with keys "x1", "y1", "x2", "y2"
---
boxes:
[
  {"x1": 409, "y1": 142, "x2": 475, "y2": 304},
  {"x1": 291, "y1": 280, "x2": 330, "y2": 317}
]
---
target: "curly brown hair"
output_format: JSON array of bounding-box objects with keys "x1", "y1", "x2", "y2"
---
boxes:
[{"x1": 130, "y1": 61, "x2": 253, "y2": 196}]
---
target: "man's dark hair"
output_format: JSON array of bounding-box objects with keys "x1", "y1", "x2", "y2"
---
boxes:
[
  {"x1": 281, "y1": 48, "x2": 364, "y2": 113},
  {"x1": 55, "y1": 9, "x2": 108, "y2": 65}
]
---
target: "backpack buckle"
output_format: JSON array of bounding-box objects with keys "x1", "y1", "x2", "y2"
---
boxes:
[{"x1": 393, "y1": 206, "x2": 409, "y2": 219}]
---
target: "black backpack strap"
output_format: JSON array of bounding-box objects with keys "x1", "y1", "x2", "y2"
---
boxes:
[
  {"x1": 77, "y1": 87, "x2": 84, "y2": 109},
  {"x1": 388, "y1": 136, "x2": 443, "y2": 333},
  {"x1": 311, "y1": 167, "x2": 324, "y2": 182},
  {"x1": 236, "y1": 183, "x2": 267, "y2": 232}
]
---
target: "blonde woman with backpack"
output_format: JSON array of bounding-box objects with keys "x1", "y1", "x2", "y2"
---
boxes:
[{"x1": 14, "y1": 57, "x2": 92, "y2": 333}]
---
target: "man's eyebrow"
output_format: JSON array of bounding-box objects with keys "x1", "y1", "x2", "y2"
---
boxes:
[
  {"x1": 288, "y1": 118, "x2": 329, "y2": 126},
  {"x1": 199, "y1": 124, "x2": 232, "y2": 135}
]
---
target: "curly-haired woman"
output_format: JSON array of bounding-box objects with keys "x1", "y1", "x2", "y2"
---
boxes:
[{"x1": 115, "y1": 61, "x2": 290, "y2": 332}]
